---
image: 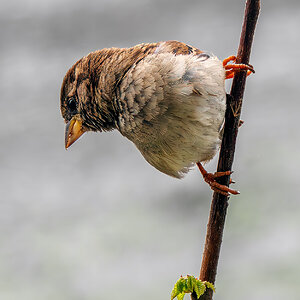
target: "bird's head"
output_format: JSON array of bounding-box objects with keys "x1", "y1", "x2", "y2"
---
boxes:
[{"x1": 60, "y1": 53, "x2": 118, "y2": 149}]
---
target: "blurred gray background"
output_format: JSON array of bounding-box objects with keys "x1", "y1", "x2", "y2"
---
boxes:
[{"x1": 1, "y1": 0, "x2": 300, "y2": 299}]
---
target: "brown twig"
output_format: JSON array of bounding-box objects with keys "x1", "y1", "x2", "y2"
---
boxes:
[{"x1": 191, "y1": 1, "x2": 260, "y2": 299}]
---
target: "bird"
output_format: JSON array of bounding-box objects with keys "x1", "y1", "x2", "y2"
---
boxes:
[{"x1": 60, "y1": 41, "x2": 253, "y2": 196}]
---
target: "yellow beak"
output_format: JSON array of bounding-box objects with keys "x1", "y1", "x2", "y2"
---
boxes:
[{"x1": 65, "y1": 117, "x2": 86, "y2": 149}]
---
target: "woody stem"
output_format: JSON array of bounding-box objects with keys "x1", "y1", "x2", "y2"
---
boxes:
[{"x1": 191, "y1": 1, "x2": 260, "y2": 299}]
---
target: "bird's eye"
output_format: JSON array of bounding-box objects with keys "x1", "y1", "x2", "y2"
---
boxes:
[{"x1": 67, "y1": 97, "x2": 77, "y2": 112}]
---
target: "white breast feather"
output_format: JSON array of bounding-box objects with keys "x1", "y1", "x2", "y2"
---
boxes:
[{"x1": 118, "y1": 53, "x2": 226, "y2": 178}]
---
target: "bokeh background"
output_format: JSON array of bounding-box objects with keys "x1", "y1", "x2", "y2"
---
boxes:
[{"x1": 1, "y1": 0, "x2": 300, "y2": 299}]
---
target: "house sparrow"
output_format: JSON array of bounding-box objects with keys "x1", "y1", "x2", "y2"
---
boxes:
[{"x1": 60, "y1": 41, "x2": 253, "y2": 196}]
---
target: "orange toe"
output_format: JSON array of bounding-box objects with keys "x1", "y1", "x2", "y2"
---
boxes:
[
  {"x1": 196, "y1": 162, "x2": 239, "y2": 196},
  {"x1": 223, "y1": 55, "x2": 255, "y2": 80}
]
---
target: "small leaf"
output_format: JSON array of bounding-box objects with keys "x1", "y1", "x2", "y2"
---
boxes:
[
  {"x1": 171, "y1": 275, "x2": 215, "y2": 300},
  {"x1": 194, "y1": 279, "x2": 206, "y2": 298},
  {"x1": 181, "y1": 279, "x2": 190, "y2": 293},
  {"x1": 171, "y1": 277, "x2": 187, "y2": 300},
  {"x1": 176, "y1": 278, "x2": 185, "y2": 294},
  {"x1": 204, "y1": 281, "x2": 216, "y2": 293},
  {"x1": 177, "y1": 293, "x2": 185, "y2": 300},
  {"x1": 171, "y1": 285, "x2": 178, "y2": 300},
  {"x1": 186, "y1": 275, "x2": 194, "y2": 292}
]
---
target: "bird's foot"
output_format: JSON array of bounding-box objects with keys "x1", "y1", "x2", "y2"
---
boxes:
[
  {"x1": 196, "y1": 162, "x2": 240, "y2": 196},
  {"x1": 223, "y1": 55, "x2": 255, "y2": 79}
]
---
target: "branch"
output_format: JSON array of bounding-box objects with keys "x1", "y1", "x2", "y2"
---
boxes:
[{"x1": 191, "y1": 1, "x2": 260, "y2": 299}]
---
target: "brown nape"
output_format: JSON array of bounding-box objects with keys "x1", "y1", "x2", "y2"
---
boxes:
[
  {"x1": 80, "y1": 40, "x2": 204, "y2": 100},
  {"x1": 161, "y1": 40, "x2": 203, "y2": 55}
]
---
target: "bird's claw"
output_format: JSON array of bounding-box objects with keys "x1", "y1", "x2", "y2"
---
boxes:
[
  {"x1": 223, "y1": 55, "x2": 254, "y2": 79},
  {"x1": 203, "y1": 172, "x2": 240, "y2": 196},
  {"x1": 197, "y1": 162, "x2": 240, "y2": 196}
]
